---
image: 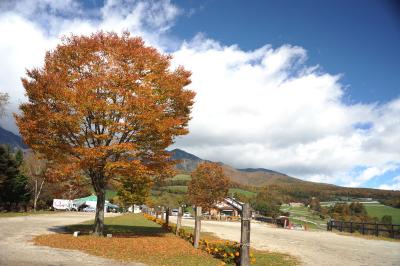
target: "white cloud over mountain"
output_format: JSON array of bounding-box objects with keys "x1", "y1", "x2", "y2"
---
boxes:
[{"x1": 0, "y1": 0, "x2": 399, "y2": 189}]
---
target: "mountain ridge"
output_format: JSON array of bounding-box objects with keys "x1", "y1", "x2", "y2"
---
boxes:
[
  {"x1": 169, "y1": 148, "x2": 309, "y2": 186},
  {"x1": 0, "y1": 126, "x2": 27, "y2": 149},
  {"x1": 169, "y1": 148, "x2": 400, "y2": 200}
]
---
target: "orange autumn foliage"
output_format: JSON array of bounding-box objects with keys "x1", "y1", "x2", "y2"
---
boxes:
[
  {"x1": 15, "y1": 32, "x2": 195, "y2": 235},
  {"x1": 188, "y1": 162, "x2": 230, "y2": 210}
]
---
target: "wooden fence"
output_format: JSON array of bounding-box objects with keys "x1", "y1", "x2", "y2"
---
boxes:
[
  {"x1": 144, "y1": 204, "x2": 252, "y2": 266},
  {"x1": 327, "y1": 220, "x2": 400, "y2": 239}
]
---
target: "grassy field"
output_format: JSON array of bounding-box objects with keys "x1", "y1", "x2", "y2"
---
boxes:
[
  {"x1": 320, "y1": 201, "x2": 400, "y2": 224},
  {"x1": 0, "y1": 210, "x2": 54, "y2": 218},
  {"x1": 281, "y1": 205, "x2": 327, "y2": 230},
  {"x1": 228, "y1": 188, "x2": 256, "y2": 197},
  {"x1": 363, "y1": 203, "x2": 400, "y2": 224},
  {"x1": 163, "y1": 185, "x2": 188, "y2": 193},
  {"x1": 171, "y1": 174, "x2": 192, "y2": 181}
]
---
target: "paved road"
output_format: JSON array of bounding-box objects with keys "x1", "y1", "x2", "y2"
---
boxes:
[
  {"x1": 0, "y1": 212, "x2": 144, "y2": 266},
  {"x1": 179, "y1": 218, "x2": 400, "y2": 266}
]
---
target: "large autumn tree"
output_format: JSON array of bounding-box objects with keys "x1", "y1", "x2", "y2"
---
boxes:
[
  {"x1": 188, "y1": 162, "x2": 230, "y2": 210},
  {"x1": 16, "y1": 32, "x2": 195, "y2": 235}
]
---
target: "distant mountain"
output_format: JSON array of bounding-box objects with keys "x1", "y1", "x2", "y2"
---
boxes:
[
  {"x1": 238, "y1": 168, "x2": 287, "y2": 176},
  {"x1": 0, "y1": 126, "x2": 27, "y2": 149},
  {"x1": 170, "y1": 148, "x2": 205, "y2": 173},
  {"x1": 170, "y1": 148, "x2": 203, "y2": 161},
  {"x1": 169, "y1": 148, "x2": 306, "y2": 186},
  {"x1": 168, "y1": 148, "x2": 400, "y2": 200}
]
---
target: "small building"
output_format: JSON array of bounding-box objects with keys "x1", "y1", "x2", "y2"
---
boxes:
[
  {"x1": 211, "y1": 201, "x2": 239, "y2": 217},
  {"x1": 73, "y1": 195, "x2": 119, "y2": 212},
  {"x1": 208, "y1": 198, "x2": 244, "y2": 219}
]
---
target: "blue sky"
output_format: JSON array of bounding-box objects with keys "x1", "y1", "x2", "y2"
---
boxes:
[
  {"x1": 0, "y1": 0, "x2": 399, "y2": 190},
  {"x1": 172, "y1": 0, "x2": 400, "y2": 104}
]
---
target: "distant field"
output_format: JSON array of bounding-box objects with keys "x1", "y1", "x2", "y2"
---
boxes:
[
  {"x1": 171, "y1": 174, "x2": 191, "y2": 181},
  {"x1": 164, "y1": 185, "x2": 188, "y2": 193},
  {"x1": 105, "y1": 189, "x2": 117, "y2": 200},
  {"x1": 228, "y1": 188, "x2": 256, "y2": 197},
  {"x1": 281, "y1": 205, "x2": 327, "y2": 230},
  {"x1": 363, "y1": 203, "x2": 400, "y2": 224}
]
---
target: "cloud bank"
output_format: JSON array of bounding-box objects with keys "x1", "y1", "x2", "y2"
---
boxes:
[{"x1": 0, "y1": 0, "x2": 399, "y2": 189}]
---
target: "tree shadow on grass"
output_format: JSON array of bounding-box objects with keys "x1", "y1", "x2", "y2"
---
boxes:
[{"x1": 48, "y1": 224, "x2": 168, "y2": 237}]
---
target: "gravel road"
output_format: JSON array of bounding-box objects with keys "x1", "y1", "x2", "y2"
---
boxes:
[
  {"x1": 0, "y1": 212, "x2": 144, "y2": 266},
  {"x1": 179, "y1": 218, "x2": 400, "y2": 266}
]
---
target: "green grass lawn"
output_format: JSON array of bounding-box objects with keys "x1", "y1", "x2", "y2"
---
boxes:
[
  {"x1": 0, "y1": 210, "x2": 54, "y2": 218},
  {"x1": 364, "y1": 203, "x2": 400, "y2": 224}
]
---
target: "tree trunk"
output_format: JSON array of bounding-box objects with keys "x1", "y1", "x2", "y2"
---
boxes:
[
  {"x1": 93, "y1": 188, "x2": 106, "y2": 236},
  {"x1": 33, "y1": 179, "x2": 37, "y2": 212}
]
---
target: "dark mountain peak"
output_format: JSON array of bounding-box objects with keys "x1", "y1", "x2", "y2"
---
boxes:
[
  {"x1": 0, "y1": 126, "x2": 27, "y2": 149},
  {"x1": 170, "y1": 148, "x2": 203, "y2": 161},
  {"x1": 238, "y1": 167, "x2": 287, "y2": 176}
]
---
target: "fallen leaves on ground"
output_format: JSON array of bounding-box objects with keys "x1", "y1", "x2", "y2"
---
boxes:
[{"x1": 33, "y1": 233, "x2": 219, "y2": 266}]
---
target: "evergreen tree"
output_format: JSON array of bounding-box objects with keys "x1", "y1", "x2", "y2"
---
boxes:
[
  {"x1": 0, "y1": 146, "x2": 30, "y2": 210},
  {"x1": 15, "y1": 149, "x2": 24, "y2": 167},
  {"x1": 0, "y1": 145, "x2": 20, "y2": 207}
]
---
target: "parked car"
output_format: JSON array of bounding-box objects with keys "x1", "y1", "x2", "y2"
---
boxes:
[
  {"x1": 183, "y1": 212, "x2": 192, "y2": 218},
  {"x1": 83, "y1": 206, "x2": 96, "y2": 212},
  {"x1": 171, "y1": 209, "x2": 179, "y2": 216}
]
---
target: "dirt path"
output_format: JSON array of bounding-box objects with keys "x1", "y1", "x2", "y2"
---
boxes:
[
  {"x1": 0, "y1": 212, "x2": 144, "y2": 266},
  {"x1": 179, "y1": 218, "x2": 400, "y2": 266}
]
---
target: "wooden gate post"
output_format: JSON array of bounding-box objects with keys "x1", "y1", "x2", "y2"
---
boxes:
[
  {"x1": 193, "y1": 206, "x2": 202, "y2": 248},
  {"x1": 166, "y1": 207, "x2": 170, "y2": 226},
  {"x1": 240, "y1": 203, "x2": 251, "y2": 266},
  {"x1": 176, "y1": 206, "x2": 183, "y2": 236},
  {"x1": 390, "y1": 225, "x2": 395, "y2": 238}
]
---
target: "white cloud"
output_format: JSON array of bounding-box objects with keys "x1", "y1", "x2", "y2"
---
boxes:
[
  {"x1": 0, "y1": 0, "x2": 399, "y2": 188},
  {"x1": 171, "y1": 35, "x2": 400, "y2": 186},
  {"x1": 0, "y1": 0, "x2": 181, "y2": 132},
  {"x1": 378, "y1": 175, "x2": 400, "y2": 191}
]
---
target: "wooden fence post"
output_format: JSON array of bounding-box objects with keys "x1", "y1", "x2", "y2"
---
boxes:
[
  {"x1": 176, "y1": 206, "x2": 183, "y2": 236},
  {"x1": 193, "y1": 206, "x2": 202, "y2": 248},
  {"x1": 161, "y1": 206, "x2": 165, "y2": 222},
  {"x1": 350, "y1": 222, "x2": 353, "y2": 233},
  {"x1": 390, "y1": 225, "x2": 395, "y2": 238},
  {"x1": 361, "y1": 222, "x2": 365, "y2": 235},
  {"x1": 240, "y1": 203, "x2": 251, "y2": 266},
  {"x1": 166, "y1": 207, "x2": 170, "y2": 226},
  {"x1": 375, "y1": 223, "x2": 379, "y2": 237}
]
